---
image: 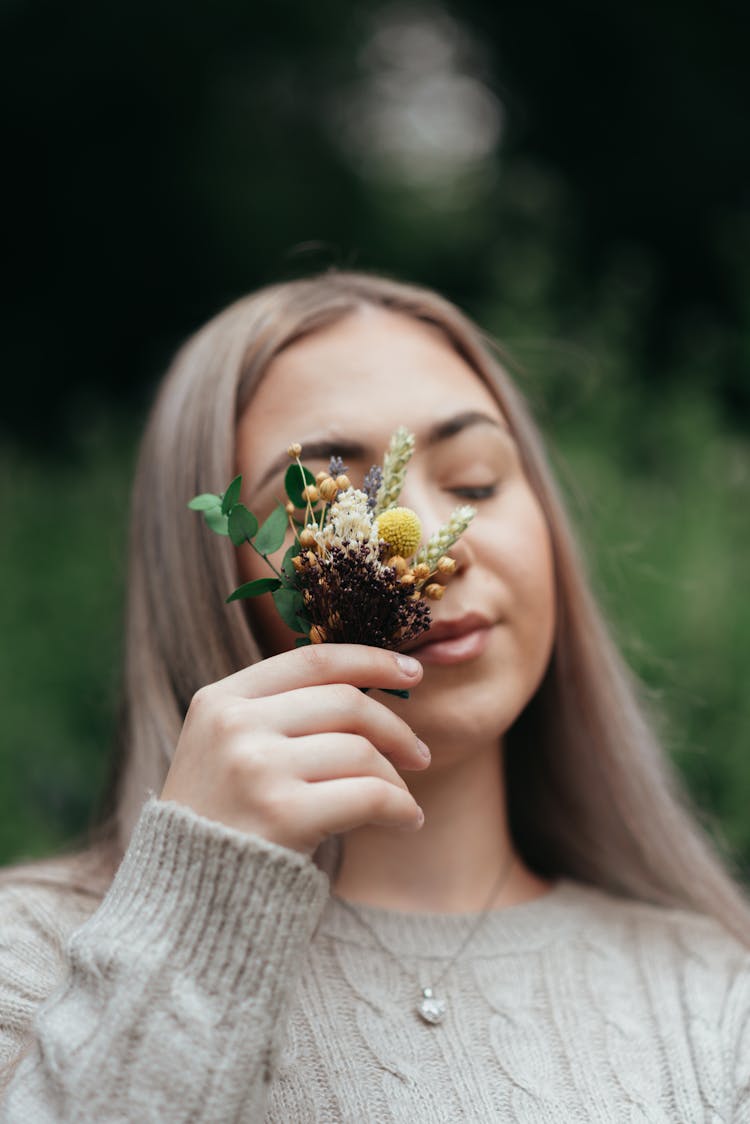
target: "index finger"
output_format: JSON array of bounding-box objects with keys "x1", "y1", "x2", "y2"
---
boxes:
[{"x1": 215, "y1": 643, "x2": 423, "y2": 701}]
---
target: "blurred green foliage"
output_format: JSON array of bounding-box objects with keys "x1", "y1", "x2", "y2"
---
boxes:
[
  {"x1": 1, "y1": 1, "x2": 748, "y2": 882},
  {"x1": 0, "y1": 421, "x2": 134, "y2": 862}
]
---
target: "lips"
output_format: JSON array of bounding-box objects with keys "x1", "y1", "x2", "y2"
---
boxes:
[{"x1": 401, "y1": 611, "x2": 495, "y2": 655}]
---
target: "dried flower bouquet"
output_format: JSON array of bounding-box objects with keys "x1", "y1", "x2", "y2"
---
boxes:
[{"x1": 188, "y1": 428, "x2": 475, "y2": 696}]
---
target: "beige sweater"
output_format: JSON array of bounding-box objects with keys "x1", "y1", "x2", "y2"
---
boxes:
[{"x1": 0, "y1": 795, "x2": 749, "y2": 1122}]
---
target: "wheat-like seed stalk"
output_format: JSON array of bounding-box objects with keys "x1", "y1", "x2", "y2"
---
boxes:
[
  {"x1": 373, "y1": 427, "x2": 415, "y2": 515},
  {"x1": 414, "y1": 505, "x2": 476, "y2": 569}
]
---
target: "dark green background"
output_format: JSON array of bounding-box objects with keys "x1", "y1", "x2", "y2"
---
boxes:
[{"x1": 2, "y1": 1, "x2": 748, "y2": 878}]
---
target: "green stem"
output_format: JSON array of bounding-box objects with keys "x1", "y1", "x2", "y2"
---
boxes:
[
  {"x1": 360, "y1": 686, "x2": 410, "y2": 699},
  {"x1": 296, "y1": 456, "x2": 315, "y2": 525},
  {"x1": 264, "y1": 556, "x2": 284, "y2": 579},
  {"x1": 248, "y1": 539, "x2": 283, "y2": 580}
]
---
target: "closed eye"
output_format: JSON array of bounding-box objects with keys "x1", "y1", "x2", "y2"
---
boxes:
[{"x1": 450, "y1": 484, "x2": 499, "y2": 500}]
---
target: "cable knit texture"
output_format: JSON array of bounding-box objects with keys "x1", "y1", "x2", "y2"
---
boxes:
[{"x1": 0, "y1": 795, "x2": 748, "y2": 1122}]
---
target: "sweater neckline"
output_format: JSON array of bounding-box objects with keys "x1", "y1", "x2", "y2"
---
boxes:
[{"x1": 319, "y1": 877, "x2": 593, "y2": 958}]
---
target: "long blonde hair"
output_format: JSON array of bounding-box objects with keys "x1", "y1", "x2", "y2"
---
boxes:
[{"x1": 6, "y1": 268, "x2": 750, "y2": 943}]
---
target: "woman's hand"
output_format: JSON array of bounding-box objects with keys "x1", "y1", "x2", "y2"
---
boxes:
[{"x1": 159, "y1": 645, "x2": 428, "y2": 855}]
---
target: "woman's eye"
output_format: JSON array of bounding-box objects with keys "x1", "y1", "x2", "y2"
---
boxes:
[{"x1": 449, "y1": 484, "x2": 499, "y2": 500}]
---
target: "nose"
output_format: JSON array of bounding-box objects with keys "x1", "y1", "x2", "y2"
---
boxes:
[{"x1": 435, "y1": 524, "x2": 473, "y2": 578}]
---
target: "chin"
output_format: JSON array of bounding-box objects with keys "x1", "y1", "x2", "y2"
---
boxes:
[{"x1": 395, "y1": 670, "x2": 526, "y2": 748}]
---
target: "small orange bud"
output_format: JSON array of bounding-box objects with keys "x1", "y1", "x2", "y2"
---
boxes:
[
  {"x1": 425, "y1": 583, "x2": 446, "y2": 600},
  {"x1": 410, "y1": 589, "x2": 422, "y2": 600},
  {"x1": 285, "y1": 500, "x2": 295, "y2": 515},
  {"x1": 299, "y1": 528, "x2": 316, "y2": 548},
  {"x1": 412, "y1": 563, "x2": 431, "y2": 581},
  {"x1": 305, "y1": 550, "x2": 318, "y2": 565},
  {"x1": 309, "y1": 624, "x2": 327, "y2": 644},
  {"x1": 399, "y1": 571, "x2": 416, "y2": 586},
  {"x1": 335, "y1": 474, "x2": 351, "y2": 490},
  {"x1": 387, "y1": 555, "x2": 408, "y2": 575},
  {"x1": 291, "y1": 555, "x2": 304, "y2": 572},
  {"x1": 318, "y1": 476, "x2": 339, "y2": 502},
  {"x1": 287, "y1": 443, "x2": 302, "y2": 458},
  {"x1": 437, "y1": 555, "x2": 457, "y2": 575},
  {"x1": 301, "y1": 484, "x2": 319, "y2": 504},
  {"x1": 315, "y1": 470, "x2": 329, "y2": 485}
]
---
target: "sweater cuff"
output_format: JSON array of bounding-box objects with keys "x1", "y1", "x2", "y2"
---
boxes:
[{"x1": 74, "y1": 795, "x2": 331, "y2": 997}]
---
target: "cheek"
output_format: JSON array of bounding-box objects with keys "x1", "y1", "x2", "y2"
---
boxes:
[{"x1": 493, "y1": 487, "x2": 557, "y2": 639}]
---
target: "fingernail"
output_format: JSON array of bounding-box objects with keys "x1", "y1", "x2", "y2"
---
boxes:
[
  {"x1": 415, "y1": 807, "x2": 425, "y2": 828},
  {"x1": 395, "y1": 653, "x2": 421, "y2": 677},
  {"x1": 416, "y1": 738, "x2": 431, "y2": 761}
]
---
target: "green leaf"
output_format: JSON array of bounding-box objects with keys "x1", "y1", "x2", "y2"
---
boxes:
[
  {"x1": 294, "y1": 636, "x2": 312, "y2": 647},
  {"x1": 255, "y1": 503, "x2": 289, "y2": 555},
  {"x1": 284, "y1": 462, "x2": 316, "y2": 508},
  {"x1": 225, "y1": 577, "x2": 282, "y2": 602},
  {"x1": 220, "y1": 474, "x2": 242, "y2": 515},
  {"x1": 188, "y1": 493, "x2": 222, "y2": 511},
  {"x1": 203, "y1": 507, "x2": 230, "y2": 535},
  {"x1": 228, "y1": 503, "x2": 259, "y2": 546},
  {"x1": 272, "y1": 586, "x2": 307, "y2": 632},
  {"x1": 281, "y1": 541, "x2": 301, "y2": 579}
]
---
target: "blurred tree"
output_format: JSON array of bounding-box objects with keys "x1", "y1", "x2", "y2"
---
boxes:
[
  {"x1": 2, "y1": 0, "x2": 748, "y2": 450},
  {"x1": 464, "y1": 0, "x2": 750, "y2": 415}
]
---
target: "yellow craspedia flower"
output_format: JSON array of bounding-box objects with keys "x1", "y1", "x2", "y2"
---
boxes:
[{"x1": 375, "y1": 507, "x2": 422, "y2": 559}]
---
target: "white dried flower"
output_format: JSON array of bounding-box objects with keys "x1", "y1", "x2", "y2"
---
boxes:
[{"x1": 314, "y1": 488, "x2": 380, "y2": 559}]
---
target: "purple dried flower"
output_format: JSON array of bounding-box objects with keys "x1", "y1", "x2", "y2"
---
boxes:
[
  {"x1": 328, "y1": 455, "x2": 349, "y2": 478},
  {"x1": 362, "y1": 465, "x2": 383, "y2": 511}
]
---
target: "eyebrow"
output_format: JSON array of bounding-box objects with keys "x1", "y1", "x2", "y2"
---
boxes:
[{"x1": 254, "y1": 410, "x2": 511, "y2": 492}]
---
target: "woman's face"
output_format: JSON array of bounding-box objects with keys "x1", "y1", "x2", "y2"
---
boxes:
[{"x1": 234, "y1": 304, "x2": 556, "y2": 759}]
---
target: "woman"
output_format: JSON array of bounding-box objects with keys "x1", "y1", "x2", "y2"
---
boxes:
[{"x1": 1, "y1": 270, "x2": 748, "y2": 1122}]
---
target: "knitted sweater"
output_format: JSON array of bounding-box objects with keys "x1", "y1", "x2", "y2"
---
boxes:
[{"x1": 0, "y1": 796, "x2": 748, "y2": 1123}]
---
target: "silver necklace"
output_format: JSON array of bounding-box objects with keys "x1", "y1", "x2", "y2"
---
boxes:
[{"x1": 332, "y1": 850, "x2": 517, "y2": 1025}]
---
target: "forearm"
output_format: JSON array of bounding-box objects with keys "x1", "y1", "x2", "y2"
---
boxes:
[{"x1": 0, "y1": 797, "x2": 330, "y2": 1123}]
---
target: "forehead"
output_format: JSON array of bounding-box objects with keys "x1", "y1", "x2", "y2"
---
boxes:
[{"x1": 237, "y1": 306, "x2": 505, "y2": 462}]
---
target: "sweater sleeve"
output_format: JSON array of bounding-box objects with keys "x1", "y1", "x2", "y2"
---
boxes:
[{"x1": 0, "y1": 795, "x2": 330, "y2": 1123}]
